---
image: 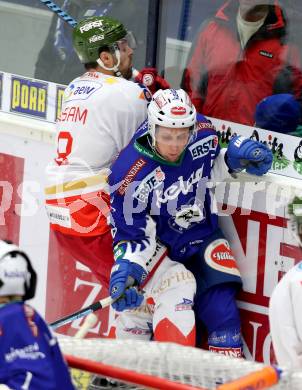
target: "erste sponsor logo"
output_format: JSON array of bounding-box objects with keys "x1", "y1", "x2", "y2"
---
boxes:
[
  {"x1": 189, "y1": 135, "x2": 218, "y2": 160},
  {"x1": 133, "y1": 167, "x2": 165, "y2": 203}
]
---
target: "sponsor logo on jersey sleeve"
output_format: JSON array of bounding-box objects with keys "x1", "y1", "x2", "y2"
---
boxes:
[
  {"x1": 204, "y1": 238, "x2": 240, "y2": 276},
  {"x1": 10, "y1": 76, "x2": 48, "y2": 118},
  {"x1": 189, "y1": 135, "x2": 218, "y2": 160},
  {"x1": 118, "y1": 158, "x2": 147, "y2": 195}
]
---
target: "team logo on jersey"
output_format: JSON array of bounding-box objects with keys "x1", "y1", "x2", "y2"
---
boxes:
[
  {"x1": 133, "y1": 167, "x2": 165, "y2": 203},
  {"x1": 175, "y1": 298, "x2": 193, "y2": 311},
  {"x1": 204, "y1": 239, "x2": 240, "y2": 277},
  {"x1": 170, "y1": 203, "x2": 204, "y2": 231},
  {"x1": 118, "y1": 158, "x2": 147, "y2": 195},
  {"x1": 189, "y1": 135, "x2": 218, "y2": 160}
]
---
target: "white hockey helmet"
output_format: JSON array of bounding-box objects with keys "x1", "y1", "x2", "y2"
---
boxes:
[
  {"x1": 148, "y1": 88, "x2": 197, "y2": 146},
  {"x1": 0, "y1": 240, "x2": 37, "y2": 300}
]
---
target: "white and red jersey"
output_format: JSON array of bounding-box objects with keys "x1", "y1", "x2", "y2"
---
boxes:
[
  {"x1": 44, "y1": 71, "x2": 149, "y2": 236},
  {"x1": 269, "y1": 261, "x2": 302, "y2": 368}
]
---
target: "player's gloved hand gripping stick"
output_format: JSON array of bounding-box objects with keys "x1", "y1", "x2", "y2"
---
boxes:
[{"x1": 50, "y1": 276, "x2": 138, "y2": 329}]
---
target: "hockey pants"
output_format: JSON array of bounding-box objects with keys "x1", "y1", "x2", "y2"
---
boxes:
[{"x1": 115, "y1": 256, "x2": 196, "y2": 346}]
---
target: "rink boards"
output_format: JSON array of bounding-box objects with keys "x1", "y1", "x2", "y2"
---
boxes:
[{"x1": 0, "y1": 72, "x2": 302, "y2": 364}]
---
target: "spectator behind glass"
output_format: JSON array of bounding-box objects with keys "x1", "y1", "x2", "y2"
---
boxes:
[
  {"x1": 34, "y1": 0, "x2": 147, "y2": 85},
  {"x1": 182, "y1": 0, "x2": 302, "y2": 126},
  {"x1": 255, "y1": 93, "x2": 302, "y2": 135}
]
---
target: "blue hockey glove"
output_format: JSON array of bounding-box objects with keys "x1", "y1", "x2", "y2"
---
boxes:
[
  {"x1": 226, "y1": 136, "x2": 273, "y2": 176},
  {"x1": 109, "y1": 259, "x2": 147, "y2": 312}
]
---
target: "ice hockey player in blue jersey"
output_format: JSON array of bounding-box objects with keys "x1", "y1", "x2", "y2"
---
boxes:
[
  {"x1": 0, "y1": 240, "x2": 74, "y2": 390},
  {"x1": 109, "y1": 89, "x2": 273, "y2": 356}
]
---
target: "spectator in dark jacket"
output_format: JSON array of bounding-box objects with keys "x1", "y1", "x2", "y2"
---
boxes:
[
  {"x1": 35, "y1": 0, "x2": 147, "y2": 85},
  {"x1": 182, "y1": 0, "x2": 302, "y2": 126}
]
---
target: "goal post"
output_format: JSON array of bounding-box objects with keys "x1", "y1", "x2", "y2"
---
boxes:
[
  {"x1": 65, "y1": 354, "x2": 205, "y2": 390},
  {"x1": 58, "y1": 336, "x2": 300, "y2": 390}
]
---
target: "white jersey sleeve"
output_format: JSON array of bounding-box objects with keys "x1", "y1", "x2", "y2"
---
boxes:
[
  {"x1": 44, "y1": 72, "x2": 149, "y2": 235},
  {"x1": 269, "y1": 261, "x2": 302, "y2": 368},
  {"x1": 45, "y1": 72, "x2": 148, "y2": 192},
  {"x1": 211, "y1": 148, "x2": 230, "y2": 183}
]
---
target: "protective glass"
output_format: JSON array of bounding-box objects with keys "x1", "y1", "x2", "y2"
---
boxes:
[{"x1": 117, "y1": 31, "x2": 137, "y2": 51}]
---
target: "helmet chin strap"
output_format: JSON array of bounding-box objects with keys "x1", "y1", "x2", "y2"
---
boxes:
[{"x1": 97, "y1": 46, "x2": 122, "y2": 77}]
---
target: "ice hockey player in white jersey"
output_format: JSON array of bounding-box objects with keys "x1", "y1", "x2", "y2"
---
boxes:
[
  {"x1": 109, "y1": 88, "x2": 273, "y2": 352},
  {"x1": 44, "y1": 16, "x2": 151, "y2": 289},
  {"x1": 269, "y1": 196, "x2": 302, "y2": 368}
]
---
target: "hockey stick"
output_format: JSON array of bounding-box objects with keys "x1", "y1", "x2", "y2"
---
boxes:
[
  {"x1": 39, "y1": 0, "x2": 77, "y2": 27},
  {"x1": 74, "y1": 312, "x2": 98, "y2": 338},
  {"x1": 50, "y1": 295, "x2": 113, "y2": 330},
  {"x1": 50, "y1": 276, "x2": 137, "y2": 330}
]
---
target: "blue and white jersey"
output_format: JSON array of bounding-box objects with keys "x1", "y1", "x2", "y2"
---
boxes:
[
  {"x1": 0, "y1": 302, "x2": 74, "y2": 390},
  {"x1": 109, "y1": 114, "x2": 229, "y2": 269}
]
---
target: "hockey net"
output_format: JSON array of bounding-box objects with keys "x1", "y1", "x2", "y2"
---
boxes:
[{"x1": 58, "y1": 336, "x2": 302, "y2": 389}]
